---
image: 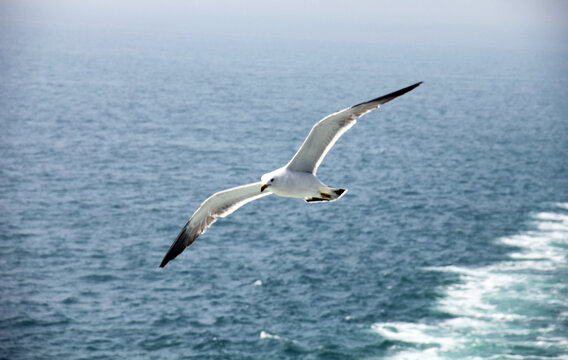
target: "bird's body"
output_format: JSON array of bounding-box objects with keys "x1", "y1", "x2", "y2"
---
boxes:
[
  {"x1": 261, "y1": 168, "x2": 326, "y2": 199},
  {"x1": 160, "y1": 82, "x2": 422, "y2": 267}
]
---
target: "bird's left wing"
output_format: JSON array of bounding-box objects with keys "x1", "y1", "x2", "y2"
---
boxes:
[
  {"x1": 286, "y1": 82, "x2": 422, "y2": 174},
  {"x1": 160, "y1": 181, "x2": 271, "y2": 267}
]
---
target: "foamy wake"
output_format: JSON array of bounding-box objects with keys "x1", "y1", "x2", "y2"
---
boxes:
[{"x1": 372, "y1": 204, "x2": 568, "y2": 360}]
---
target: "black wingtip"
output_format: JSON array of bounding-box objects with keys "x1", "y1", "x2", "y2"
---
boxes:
[
  {"x1": 353, "y1": 81, "x2": 423, "y2": 108},
  {"x1": 159, "y1": 245, "x2": 182, "y2": 268},
  {"x1": 159, "y1": 227, "x2": 191, "y2": 268},
  {"x1": 159, "y1": 252, "x2": 173, "y2": 267},
  {"x1": 159, "y1": 249, "x2": 177, "y2": 268}
]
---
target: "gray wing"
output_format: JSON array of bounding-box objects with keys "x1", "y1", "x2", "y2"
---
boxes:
[
  {"x1": 286, "y1": 82, "x2": 422, "y2": 174},
  {"x1": 160, "y1": 181, "x2": 271, "y2": 267}
]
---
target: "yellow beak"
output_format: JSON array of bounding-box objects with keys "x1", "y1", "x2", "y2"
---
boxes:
[{"x1": 260, "y1": 183, "x2": 268, "y2": 193}]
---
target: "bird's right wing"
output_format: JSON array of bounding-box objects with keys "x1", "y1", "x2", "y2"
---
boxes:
[
  {"x1": 286, "y1": 82, "x2": 422, "y2": 174},
  {"x1": 160, "y1": 181, "x2": 271, "y2": 267}
]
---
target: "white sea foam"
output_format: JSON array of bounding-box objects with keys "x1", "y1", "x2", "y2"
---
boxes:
[
  {"x1": 554, "y1": 202, "x2": 568, "y2": 210},
  {"x1": 260, "y1": 331, "x2": 286, "y2": 341},
  {"x1": 372, "y1": 322, "x2": 457, "y2": 348},
  {"x1": 258, "y1": 330, "x2": 296, "y2": 343},
  {"x1": 373, "y1": 204, "x2": 568, "y2": 359},
  {"x1": 534, "y1": 212, "x2": 568, "y2": 222}
]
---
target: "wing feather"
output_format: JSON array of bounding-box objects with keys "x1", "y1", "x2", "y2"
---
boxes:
[
  {"x1": 160, "y1": 181, "x2": 270, "y2": 267},
  {"x1": 286, "y1": 82, "x2": 422, "y2": 174}
]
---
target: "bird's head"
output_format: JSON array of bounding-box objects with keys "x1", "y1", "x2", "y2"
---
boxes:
[{"x1": 260, "y1": 172, "x2": 277, "y2": 193}]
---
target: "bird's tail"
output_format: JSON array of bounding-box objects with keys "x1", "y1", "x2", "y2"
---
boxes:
[{"x1": 305, "y1": 186, "x2": 347, "y2": 203}]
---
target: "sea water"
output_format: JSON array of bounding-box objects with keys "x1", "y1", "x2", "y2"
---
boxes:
[{"x1": 1, "y1": 24, "x2": 567, "y2": 359}]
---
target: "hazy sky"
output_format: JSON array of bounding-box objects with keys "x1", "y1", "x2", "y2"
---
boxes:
[{"x1": 2, "y1": 0, "x2": 567, "y2": 48}]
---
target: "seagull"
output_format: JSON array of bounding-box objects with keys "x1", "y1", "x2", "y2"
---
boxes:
[{"x1": 160, "y1": 82, "x2": 422, "y2": 267}]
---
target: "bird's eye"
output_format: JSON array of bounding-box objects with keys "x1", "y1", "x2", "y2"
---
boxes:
[{"x1": 270, "y1": 178, "x2": 274, "y2": 182}]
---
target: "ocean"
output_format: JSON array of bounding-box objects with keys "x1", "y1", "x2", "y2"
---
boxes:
[{"x1": 1, "y1": 23, "x2": 567, "y2": 359}]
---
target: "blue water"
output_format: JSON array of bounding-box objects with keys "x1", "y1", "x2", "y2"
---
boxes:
[{"x1": 1, "y1": 23, "x2": 568, "y2": 359}]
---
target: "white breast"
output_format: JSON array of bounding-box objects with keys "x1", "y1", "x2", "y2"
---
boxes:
[{"x1": 271, "y1": 169, "x2": 322, "y2": 198}]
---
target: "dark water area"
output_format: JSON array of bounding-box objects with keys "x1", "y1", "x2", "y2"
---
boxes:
[{"x1": 1, "y1": 23, "x2": 567, "y2": 359}]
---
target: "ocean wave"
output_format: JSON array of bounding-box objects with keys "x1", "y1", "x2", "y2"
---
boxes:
[
  {"x1": 372, "y1": 203, "x2": 568, "y2": 359},
  {"x1": 259, "y1": 330, "x2": 287, "y2": 341}
]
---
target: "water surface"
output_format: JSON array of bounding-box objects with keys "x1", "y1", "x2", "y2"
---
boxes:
[{"x1": 1, "y1": 24, "x2": 567, "y2": 359}]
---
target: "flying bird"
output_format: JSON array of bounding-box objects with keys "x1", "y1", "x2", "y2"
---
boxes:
[{"x1": 160, "y1": 82, "x2": 422, "y2": 267}]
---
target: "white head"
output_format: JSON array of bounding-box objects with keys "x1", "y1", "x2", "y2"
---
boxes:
[{"x1": 260, "y1": 169, "x2": 282, "y2": 193}]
